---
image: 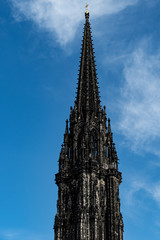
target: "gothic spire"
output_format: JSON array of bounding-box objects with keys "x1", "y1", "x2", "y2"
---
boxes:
[
  {"x1": 54, "y1": 11, "x2": 124, "y2": 240},
  {"x1": 76, "y1": 12, "x2": 101, "y2": 120}
]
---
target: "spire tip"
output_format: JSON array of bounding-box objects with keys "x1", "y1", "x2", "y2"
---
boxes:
[{"x1": 86, "y1": 3, "x2": 89, "y2": 14}]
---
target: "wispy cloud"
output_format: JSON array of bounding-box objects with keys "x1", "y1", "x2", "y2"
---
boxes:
[
  {"x1": 150, "y1": 161, "x2": 160, "y2": 167},
  {"x1": 124, "y1": 178, "x2": 160, "y2": 207},
  {"x1": 0, "y1": 230, "x2": 51, "y2": 240},
  {"x1": 10, "y1": 0, "x2": 138, "y2": 45},
  {"x1": 119, "y1": 40, "x2": 160, "y2": 155},
  {"x1": 0, "y1": 230, "x2": 21, "y2": 240}
]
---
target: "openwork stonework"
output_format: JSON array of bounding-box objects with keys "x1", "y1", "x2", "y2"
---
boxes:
[{"x1": 54, "y1": 12, "x2": 124, "y2": 240}]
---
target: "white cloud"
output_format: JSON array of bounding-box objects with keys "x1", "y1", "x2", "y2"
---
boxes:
[
  {"x1": 11, "y1": 0, "x2": 138, "y2": 45},
  {"x1": 124, "y1": 178, "x2": 160, "y2": 207},
  {"x1": 119, "y1": 40, "x2": 160, "y2": 154}
]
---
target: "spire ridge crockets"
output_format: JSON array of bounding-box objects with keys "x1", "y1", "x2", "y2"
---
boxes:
[{"x1": 76, "y1": 12, "x2": 101, "y2": 121}]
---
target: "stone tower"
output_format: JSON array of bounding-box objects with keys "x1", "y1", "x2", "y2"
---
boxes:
[{"x1": 54, "y1": 11, "x2": 123, "y2": 240}]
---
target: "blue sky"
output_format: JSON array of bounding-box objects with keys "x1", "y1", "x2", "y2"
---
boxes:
[{"x1": 0, "y1": 0, "x2": 160, "y2": 239}]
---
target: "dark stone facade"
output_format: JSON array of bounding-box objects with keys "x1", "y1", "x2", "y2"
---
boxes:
[{"x1": 54, "y1": 12, "x2": 123, "y2": 240}]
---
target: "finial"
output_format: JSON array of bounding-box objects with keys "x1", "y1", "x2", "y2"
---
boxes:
[
  {"x1": 65, "y1": 119, "x2": 69, "y2": 134},
  {"x1": 86, "y1": 3, "x2": 89, "y2": 14},
  {"x1": 108, "y1": 118, "x2": 112, "y2": 133}
]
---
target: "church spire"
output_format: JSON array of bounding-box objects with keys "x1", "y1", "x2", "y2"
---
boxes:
[
  {"x1": 76, "y1": 11, "x2": 101, "y2": 120},
  {"x1": 54, "y1": 11, "x2": 123, "y2": 240}
]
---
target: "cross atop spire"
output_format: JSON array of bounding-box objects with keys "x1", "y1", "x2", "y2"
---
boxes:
[
  {"x1": 86, "y1": 3, "x2": 89, "y2": 14},
  {"x1": 75, "y1": 12, "x2": 101, "y2": 121}
]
